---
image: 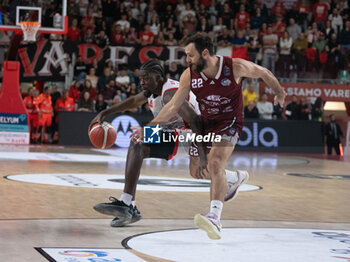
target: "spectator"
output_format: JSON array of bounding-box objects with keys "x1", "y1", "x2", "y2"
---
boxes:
[
  {"x1": 208, "y1": 0, "x2": 218, "y2": 26},
  {"x1": 232, "y1": 30, "x2": 248, "y2": 48},
  {"x1": 125, "y1": 27, "x2": 139, "y2": 45},
  {"x1": 116, "y1": 13, "x2": 130, "y2": 31},
  {"x1": 155, "y1": 31, "x2": 165, "y2": 45},
  {"x1": 312, "y1": 97, "x2": 324, "y2": 122},
  {"x1": 131, "y1": 1, "x2": 141, "y2": 19},
  {"x1": 196, "y1": 17, "x2": 211, "y2": 33},
  {"x1": 150, "y1": 15, "x2": 160, "y2": 36},
  {"x1": 164, "y1": 32, "x2": 177, "y2": 46},
  {"x1": 271, "y1": 0, "x2": 286, "y2": 17},
  {"x1": 244, "y1": 100, "x2": 260, "y2": 119},
  {"x1": 272, "y1": 15, "x2": 286, "y2": 38},
  {"x1": 235, "y1": 4, "x2": 250, "y2": 31},
  {"x1": 325, "y1": 114, "x2": 343, "y2": 155},
  {"x1": 55, "y1": 90, "x2": 75, "y2": 113},
  {"x1": 272, "y1": 103, "x2": 283, "y2": 119},
  {"x1": 340, "y1": 20, "x2": 350, "y2": 53},
  {"x1": 77, "y1": 91, "x2": 94, "y2": 112},
  {"x1": 285, "y1": 95, "x2": 300, "y2": 120},
  {"x1": 213, "y1": 17, "x2": 226, "y2": 36},
  {"x1": 95, "y1": 30, "x2": 110, "y2": 49},
  {"x1": 85, "y1": 67, "x2": 98, "y2": 89},
  {"x1": 95, "y1": 9, "x2": 106, "y2": 34},
  {"x1": 81, "y1": 8, "x2": 95, "y2": 35},
  {"x1": 247, "y1": 29, "x2": 262, "y2": 63},
  {"x1": 251, "y1": 7, "x2": 264, "y2": 30},
  {"x1": 74, "y1": 56, "x2": 87, "y2": 82},
  {"x1": 145, "y1": 4, "x2": 157, "y2": 25},
  {"x1": 111, "y1": 25, "x2": 124, "y2": 45},
  {"x1": 257, "y1": 93, "x2": 273, "y2": 120},
  {"x1": 163, "y1": 18, "x2": 178, "y2": 40},
  {"x1": 83, "y1": 79, "x2": 97, "y2": 101},
  {"x1": 217, "y1": 27, "x2": 233, "y2": 47},
  {"x1": 162, "y1": 4, "x2": 176, "y2": 26},
  {"x1": 180, "y1": 3, "x2": 197, "y2": 33},
  {"x1": 102, "y1": 79, "x2": 116, "y2": 104},
  {"x1": 312, "y1": 31, "x2": 329, "y2": 71},
  {"x1": 278, "y1": 31, "x2": 293, "y2": 79},
  {"x1": 95, "y1": 93, "x2": 108, "y2": 113},
  {"x1": 262, "y1": 25, "x2": 278, "y2": 74},
  {"x1": 65, "y1": 18, "x2": 81, "y2": 41},
  {"x1": 97, "y1": 67, "x2": 114, "y2": 93},
  {"x1": 287, "y1": 18, "x2": 301, "y2": 42},
  {"x1": 313, "y1": 0, "x2": 328, "y2": 29},
  {"x1": 167, "y1": 62, "x2": 180, "y2": 80},
  {"x1": 328, "y1": 8, "x2": 343, "y2": 34},
  {"x1": 242, "y1": 84, "x2": 258, "y2": 107},
  {"x1": 220, "y1": 3, "x2": 234, "y2": 30},
  {"x1": 297, "y1": 0, "x2": 310, "y2": 30},
  {"x1": 126, "y1": 82, "x2": 139, "y2": 97},
  {"x1": 67, "y1": 0, "x2": 80, "y2": 23},
  {"x1": 139, "y1": 24, "x2": 154, "y2": 45},
  {"x1": 69, "y1": 81, "x2": 82, "y2": 104},
  {"x1": 299, "y1": 97, "x2": 312, "y2": 120},
  {"x1": 292, "y1": 32, "x2": 308, "y2": 77},
  {"x1": 326, "y1": 33, "x2": 343, "y2": 79},
  {"x1": 325, "y1": 20, "x2": 335, "y2": 40},
  {"x1": 115, "y1": 69, "x2": 130, "y2": 92},
  {"x1": 83, "y1": 28, "x2": 95, "y2": 43}
]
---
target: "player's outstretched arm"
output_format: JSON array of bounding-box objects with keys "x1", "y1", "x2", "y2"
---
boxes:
[
  {"x1": 148, "y1": 68, "x2": 191, "y2": 126},
  {"x1": 89, "y1": 92, "x2": 147, "y2": 130},
  {"x1": 233, "y1": 58, "x2": 287, "y2": 106}
]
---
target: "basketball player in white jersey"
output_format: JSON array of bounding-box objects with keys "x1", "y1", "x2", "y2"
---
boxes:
[{"x1": 90, "y1": 60, "x2": 248, "y2": 227}]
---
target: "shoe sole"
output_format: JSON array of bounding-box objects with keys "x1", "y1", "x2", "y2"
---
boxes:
[
  {"x1": 93, "y1": 204, "x2": 132, "y2": 220},
  {"x1": 110, "y1": 214, "x2": 142, "y2": 227},
  {"x1": 225, "y1": 171, "x2": 250, "y2": 202},
  {"x1": 194, "y1": 214, "x2": 221, "y2": 240}
]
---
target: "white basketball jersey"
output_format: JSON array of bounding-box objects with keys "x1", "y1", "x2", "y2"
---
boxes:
[{"x1": 148, "y1": 79, "x2": 199, "y2": 127}]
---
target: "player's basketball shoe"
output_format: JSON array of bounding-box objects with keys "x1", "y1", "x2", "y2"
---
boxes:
[
  {"x1": 225, "y1": 170, "x2": 249, "y2": 202},
  {"x1": 110, "y1": 206, "x2": 142, "y2": 227},
  {"x1": 194, "y1": 212, "x2": 222, "y2": 240},
  {"x1": 93, "y1": 197, "x2": 133, "y2": 220}
]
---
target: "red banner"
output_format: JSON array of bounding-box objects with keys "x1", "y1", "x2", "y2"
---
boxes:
[{"x1": 260, "y1": 82, "x2": 350, "y2": 102}]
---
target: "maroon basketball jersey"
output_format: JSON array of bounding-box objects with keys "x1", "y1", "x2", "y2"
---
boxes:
[{"x1": 190, "y1": 56, "x2": 244, "y2": 136}]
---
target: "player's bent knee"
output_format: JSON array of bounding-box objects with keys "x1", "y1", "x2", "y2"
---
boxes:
[{"x1": 208, "y1": 159, "x2": 225, "y2": 176}]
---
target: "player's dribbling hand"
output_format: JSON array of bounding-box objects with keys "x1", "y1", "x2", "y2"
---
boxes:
[
  {"x1": 274, "y1": 89, "x2": 287, "y2": 107},
  {"x1": 88, "y1": 113, "x2": 104, "y2": 133},
  {"x1": 130, "y1": 126, "x2": 143, "y2": 144}
]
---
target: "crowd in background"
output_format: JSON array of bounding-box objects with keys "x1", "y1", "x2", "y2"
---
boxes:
[{"x1": 5, "y1": 0, "x2": 347, "y2": 142}]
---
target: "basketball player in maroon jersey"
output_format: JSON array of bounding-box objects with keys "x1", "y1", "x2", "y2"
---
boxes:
[{"x1": 133, "y1": 33, "x2": 287, "y2": 239}]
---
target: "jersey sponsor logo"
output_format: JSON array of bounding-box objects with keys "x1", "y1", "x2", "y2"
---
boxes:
[
  {"x1": 207, "y1": 108, "x2": 220, "y2": 115},
  {"x1": 149, "y1": 99, "x2": 153, "y2": 108},
  {"x1": 221, "y1": 78, "x2": 232, "y2": 86},
  {"x1": 202, "y1": 95, "x2": 231, "y2": 107},
  {"x1": 223, "y1": 106, "x2": 234, "y2": 113},
  {"x1": 224, "y1": 66, "x2": 230, "y2": 76}
]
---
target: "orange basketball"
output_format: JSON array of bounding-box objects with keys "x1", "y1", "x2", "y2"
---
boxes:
[{"x1": 89, "y1": 122, "x2": 117, "y2": 149}]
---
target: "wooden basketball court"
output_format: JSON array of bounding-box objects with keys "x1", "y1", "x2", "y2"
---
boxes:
[{"x1": 0, "y1": 145, "x2": 349, "y2": 261}]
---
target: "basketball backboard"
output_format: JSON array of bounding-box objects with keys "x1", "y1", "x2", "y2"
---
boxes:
[{"x1": 0, "y1": 0, "x2": 67, "y2": 34}]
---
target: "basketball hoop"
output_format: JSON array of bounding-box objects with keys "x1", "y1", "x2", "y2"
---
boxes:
[{"x1": 19, "y1": 21, "x2": 40, "y2": 42}]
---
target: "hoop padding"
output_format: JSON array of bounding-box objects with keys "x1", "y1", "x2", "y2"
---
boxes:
[{"x1": 20, "y1": 21, "x2": 41, "y2": 42}]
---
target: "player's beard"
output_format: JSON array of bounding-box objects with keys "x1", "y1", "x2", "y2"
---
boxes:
[{"x1": 192, "y1": 56, "x2": 207, "y2": 74}]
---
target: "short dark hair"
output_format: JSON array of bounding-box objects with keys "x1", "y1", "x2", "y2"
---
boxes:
[
  {"x1": 140, "y1": 59, "x2": 165, "y2": 78},
  {"x1": 184, "y1": 32, "x2": 214, "y2": 55}
]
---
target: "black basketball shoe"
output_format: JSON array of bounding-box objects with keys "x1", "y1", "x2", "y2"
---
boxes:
[{"x1": 93, "y1": 197, "x2": 133, "y2": 220}]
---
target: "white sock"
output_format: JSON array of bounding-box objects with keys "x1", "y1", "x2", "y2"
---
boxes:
[
  {"x1": 131, "y1": 201, "x2": 136, "y2": 207},
  {"x1": 210, "y1": 200, "x2": 223, "y2": 219},
  {"x1": 225, "y1": 170, "x2": 238, "y2": 184},
  {"x1": 120, "y1": 192, "x2": 133, "y2": 206}
]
